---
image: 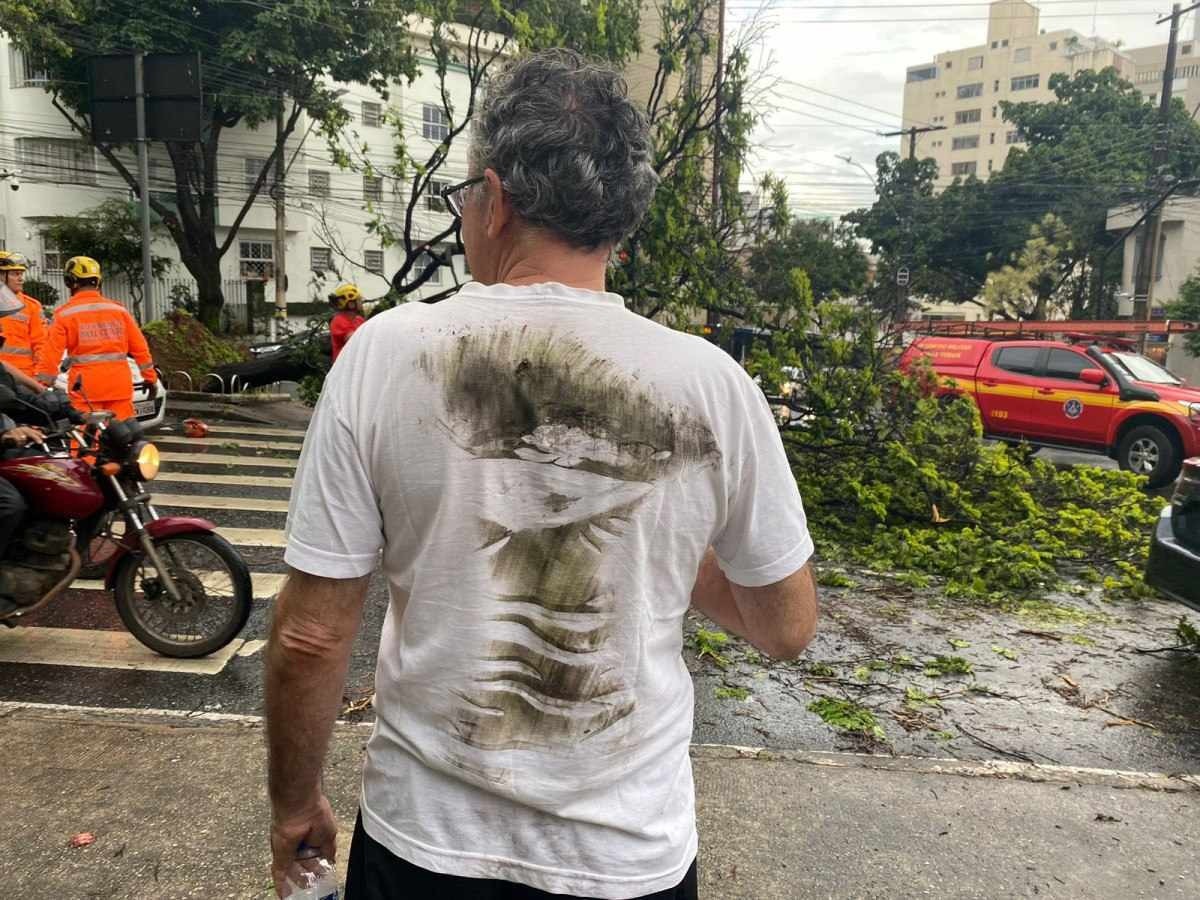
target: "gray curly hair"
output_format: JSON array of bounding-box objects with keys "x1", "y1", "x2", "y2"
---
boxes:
[{"x1": 471, "y1": 48, "x2": 659, "y2": 250}]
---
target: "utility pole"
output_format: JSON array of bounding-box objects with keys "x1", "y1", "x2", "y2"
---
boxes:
[
  {"x1": 1133, "y1": 2, "x2": 1200, "y2": 342},
  {"x1": 711, "y1": 0, "x2": 726, "y2": 220},
  {"x1": 878, "y1": 124, "x2": 945, "y2": 332},
  {"x1": 271, "y1": 89, "x2": 287, "y2": 341},
  {"x1": 133, "y1": 52, "x2": 153, "y2": 323},
  {"x1": 881, "y1": 125, "x2": 947, "y2": 162}
]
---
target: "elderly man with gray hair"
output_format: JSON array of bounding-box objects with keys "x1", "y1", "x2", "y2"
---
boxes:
[{"x1": 266, "y1": 49, "x2": 817, "y2": 899}]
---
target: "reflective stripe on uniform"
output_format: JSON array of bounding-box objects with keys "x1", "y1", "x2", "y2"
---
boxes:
[
  {"x1": 139, "y1": 362, "x2": 155, "y2": 371},
  {"x1": 57, "y1": 302, "x2": 122, "y2": 318},
  {"x1": 66, "y1": 352, "x2": 128, "y2": 366},
  {"x1": 8, "y1": 312, "x2": 28, "y2": 323},
  {"x1": 0, "y1": 348, "x2": 33, "y2": 358}
]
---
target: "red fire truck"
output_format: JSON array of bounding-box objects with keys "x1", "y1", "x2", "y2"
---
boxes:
[{"x1": 899, "y1": 320, "x2": 1200, "y2": 488}]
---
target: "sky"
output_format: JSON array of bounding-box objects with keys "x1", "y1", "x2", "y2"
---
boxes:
[{"x1": 729, "y1": 0, "x2": 1195, "y2": 221}]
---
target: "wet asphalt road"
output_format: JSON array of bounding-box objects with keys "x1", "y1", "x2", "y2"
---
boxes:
[{"x1": 1, "y1": 416, "x2": 1195, "y2": 776}]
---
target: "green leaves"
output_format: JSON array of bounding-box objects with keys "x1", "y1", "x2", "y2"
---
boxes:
[{"x1": 807, "y1": 697, "x2": 886, "y2": 741}]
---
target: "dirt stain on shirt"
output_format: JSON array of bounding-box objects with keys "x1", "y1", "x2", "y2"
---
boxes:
[{"x1": 420, "y1": 327, "x2": 719, "y2": 754}]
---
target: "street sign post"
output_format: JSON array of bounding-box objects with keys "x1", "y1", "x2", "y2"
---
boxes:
[{"x1": 88, "y1": 54, "x2": 202, "y2": 319}]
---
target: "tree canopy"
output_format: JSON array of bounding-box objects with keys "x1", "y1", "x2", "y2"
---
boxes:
[{"x1": 847, "y1": 67, "x2": 1200, "y2": 320}]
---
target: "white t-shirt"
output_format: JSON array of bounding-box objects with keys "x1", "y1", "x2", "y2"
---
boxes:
[{"x1": 285, "y1": 281, "x2": 812, "y2": 899}]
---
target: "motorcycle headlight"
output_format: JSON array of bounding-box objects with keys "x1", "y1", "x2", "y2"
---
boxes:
[{"x1": 135, "y1": 442, "x2": 160, "y2": 480}]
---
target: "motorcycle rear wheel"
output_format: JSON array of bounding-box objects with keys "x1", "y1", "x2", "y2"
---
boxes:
[{"x1": 113, "y1": 532, "x2": 253, "y2": 658}]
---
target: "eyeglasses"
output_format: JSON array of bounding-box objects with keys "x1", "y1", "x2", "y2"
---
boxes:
[{"x1": 441, "y1": 176, "x2": 486, "y2": 218}]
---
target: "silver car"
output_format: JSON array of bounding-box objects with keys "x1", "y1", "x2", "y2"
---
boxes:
[{"x1": 54, "y1": 358, "x2": 167, "y2": 430}]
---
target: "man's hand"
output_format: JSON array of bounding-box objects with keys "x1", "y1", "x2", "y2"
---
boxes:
[
  {"x1": 270, "y1": 792, "x2": 339, "y2": 898},
  {"x1": 1, "y1": 425, "x2": 44, "y2": 447}
]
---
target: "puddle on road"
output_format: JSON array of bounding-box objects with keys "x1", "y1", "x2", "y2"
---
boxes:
[{"x1": 688, "y1": 577, "x2": 1200, "y2": 773}]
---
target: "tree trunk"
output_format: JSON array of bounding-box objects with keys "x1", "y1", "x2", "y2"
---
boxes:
[{"x1": 194, "y1": 260, "x2": 225, "y2": 332}]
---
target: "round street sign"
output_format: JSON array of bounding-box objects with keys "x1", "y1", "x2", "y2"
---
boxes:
[{"x1": 896, "y1": 267, "x2": 910, "y2": 287}]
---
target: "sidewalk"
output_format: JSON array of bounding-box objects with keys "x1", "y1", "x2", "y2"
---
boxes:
[{"x1": 0, "y1": 705, "x2": 1195, "y2": 899}]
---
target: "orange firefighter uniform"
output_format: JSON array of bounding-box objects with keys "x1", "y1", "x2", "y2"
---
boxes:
[
  {"x1": 37, "y1": 270, "x2": 156, "y2": 420},
  {"x1": 0, "y1": 253, "x2": 46, "y2": 378}
]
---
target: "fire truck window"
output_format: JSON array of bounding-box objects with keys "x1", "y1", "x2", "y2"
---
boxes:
[
  {"x1": 1044, "y1": 349, "x2": 1092, "y2": 381},
  {"x1": 993, "y1": 346, "x2": 1040, "y2": 375}
]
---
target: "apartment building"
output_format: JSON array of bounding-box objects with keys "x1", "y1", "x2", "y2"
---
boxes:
[
  {"x1": 902, "y1": 0, "x2": 1131, "y2": 184},
  {"x1": 0, "y1": 36, "x2": 479, "y2": 325},
  {"x1": 1126, "y1": 16, "x2": 1200, "y2": 112}
]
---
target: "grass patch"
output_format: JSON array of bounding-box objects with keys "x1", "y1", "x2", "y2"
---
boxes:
[
  {"x1": 922, "y1": 655, "x2": 974, "y2": 677},
  {"x1": 818, "y1": 570, "x2": 856, "y2": 588},
  {"x1": 808, "y1": 697, "x2": 886, "y2": 740},
  {"x1": 715, "y1": 685, "x2": 750, "y2": 701},
  {"x1": 1010, "y1": 599, "x2": 1115, "y2": 628},
  {"x1": 693, "y1": 629, "x2": 730, "y2": 669}
]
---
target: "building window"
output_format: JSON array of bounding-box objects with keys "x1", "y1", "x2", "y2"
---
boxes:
[
  {"x1": 8, "y1": 47, "x2": 49, "y2": 87},
  {"x1": 992, "y1": 105, "x2": 998, "y2": 118},
  {"x1": 311, "y1": 246, "x2": 332, "y2": 272},
  {"x1": 426, "y1": 179, "x2": 449, "y2": 213},
  {"x1": 17, "y1": 138, "x2": 96, "y2": 185},
  {"x1": 987, "y1": 159, "x2": 994, "y2": 172},
  {"x1": 42, "y1": 237, "x2": 65, "y2": 274},
  {"x1": 951, "y1": 161, "x2": 977, "y2": 177},
  {"x1": 968, "y1": 55, "x2": 984, "y2": 71},
  {"x1": 1050, "y1": 41, "x2": 1058, "y2": 51},
  {"x1": 1014, "y1": 47, "x2": 1032, "y2": 64},
  {"x1": 363, "y1": 175, "x2": 383, "y2": 203},
  {"x1": 945, "y1": 60, "x2": 952, "y2": 69},
  {"x1": 1185, "y1": 44, "x2": 1194, "y2": 56},
  {"x1": 1006, "y1": 129, "x2": 1023, "y2": 144},
  {"x1": 361, "y1": 101, "x2": 383, "y2": 128},
  {"x1": 990, "y1": 132, "x2": 996, "y2": 145},
  {"x1": 991, "y1": 41, "x2": 998, "y2": 49},
  {"x1": 1002, "y1": 39, "x2": 1009, "y2": 48},
  {"x1": 309, "y1": 170, "x2": 330, "y2": 198},
  {"x1": 413, "y1": 249, "x2": 442, "y2": 285},
  {"x1": 1011, "y1": 74, "x2": 1040, "y2": 91},
  {"x1": 239, "y1": 241, "x2": 273, "y2": 280},
  {"x1": 957, "y1": 83, "x2": 983, "y2": 99},
  {"x1": 952, "y1": 136, "x2": 980, "y2": 150},
  {"x1": 994, "y1": 79, "x2": 1001, "y2": 92},
  {"x1": 244, "y1": 156, "x2": 268, "y2": 190},
  {"x1": 906, "y1": 65, "x2": 938, "y2": 83},
  {"x1": 364, "y1": 250, "x2": 384, "y2": 274},
  {"x1": 422, "y1": 104, "x2": 450, "y2": 141},
  {"x1": 955, "y1": 108, "x2": 982, "y2": 125}
]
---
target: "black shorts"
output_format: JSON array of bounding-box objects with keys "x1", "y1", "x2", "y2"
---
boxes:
[{"x1": 345, "y1": 813, "x2": 700, "y2": 900}]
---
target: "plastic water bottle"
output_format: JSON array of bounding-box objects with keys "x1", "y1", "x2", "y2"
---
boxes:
[{"x1": 282, "y1": 844, "x2": 339, "y2": 900}]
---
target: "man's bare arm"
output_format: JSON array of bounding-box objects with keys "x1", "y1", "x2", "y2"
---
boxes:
[
  {"x1": 265, "y1": 569, "x2": 369, "y2": 821},
  {"x1": 691, "y1": 550, "x2": 818, "y2": 659}
]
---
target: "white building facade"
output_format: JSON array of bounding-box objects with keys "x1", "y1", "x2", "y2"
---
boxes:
[{"x1": 0, "y1": 30, "x2": 476, "y2": 329}]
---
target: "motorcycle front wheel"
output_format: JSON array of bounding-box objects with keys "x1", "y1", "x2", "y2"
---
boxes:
[{"x1": 113, "y1": 532, "x2": 253, "y2": 658}]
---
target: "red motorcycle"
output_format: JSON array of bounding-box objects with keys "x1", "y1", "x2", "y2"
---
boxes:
[{"x1": 0, "y1": 383, "x2": 252, "y2": 658}]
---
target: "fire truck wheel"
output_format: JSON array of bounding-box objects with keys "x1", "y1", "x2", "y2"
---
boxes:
[{"x1": 1117, "y1": 425, "x2": 1179, "y2": 490}]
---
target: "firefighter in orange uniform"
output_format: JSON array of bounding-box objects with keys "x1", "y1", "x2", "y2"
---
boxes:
[
  {"x1": 0, "y1": 252, "x2": 47, "y2": 384},
  {"x1": 36, "y1": 256, "x2": 157, "y2": 419}
]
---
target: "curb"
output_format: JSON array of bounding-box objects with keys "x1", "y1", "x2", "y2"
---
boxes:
[{"x1": 3, "y1": 703, "x2": 1196, "y2": 793}]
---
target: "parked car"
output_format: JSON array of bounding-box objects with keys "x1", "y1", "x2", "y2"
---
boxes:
[
  {"x1": 53, "y1": 358, "x2": 166, "y2": 431},
  {"x1": 1145, "y1": 457, "x2": 1200, "y2": 611},
  {"x1": 901, "y1": 334, "x2": 1200, "y2": 488}
]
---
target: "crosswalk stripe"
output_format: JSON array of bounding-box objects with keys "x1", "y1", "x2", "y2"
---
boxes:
[
  {"x1": 156, "y1": 471, "x2": 294, "y2": 488},
  {"x1": 162, "y1": 452, "x2": 296, "y2": 469},
  {"x1": 111, "y1": 523, "x2": 287, "y2": 548},
  {"x1": 157, "y1": 436, "x2": 302, "y2": 453},
  {"x1": 194, "y1": 425, "x2": 306, "y2": 439},
  {"x1": 153, "y1": 493, "x2": 290, "y2": 513},
  {"x1": 74, "y1": 572, "x2": 287, "y2": 597},
  {"x1": 0, "y1": 627, "x2": 249, "y2": 675}
]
